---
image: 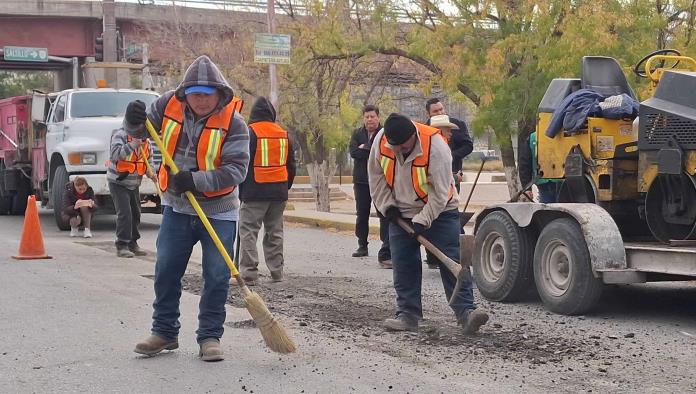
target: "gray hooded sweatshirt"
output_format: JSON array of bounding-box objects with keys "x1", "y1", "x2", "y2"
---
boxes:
[{"x1": 125, "y1": 55, "x2": 250, "y2": 218}]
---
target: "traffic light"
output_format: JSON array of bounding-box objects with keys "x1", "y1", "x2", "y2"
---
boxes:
[{"x1": 95, "y1": 35, "x2": 104, "y2": 62}]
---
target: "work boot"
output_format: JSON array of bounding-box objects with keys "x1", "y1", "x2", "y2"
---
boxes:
[
  {"x1": 378, "y1": 259, "x2": 393, "y2": 269},
  {"x1": 83, "y1": 228, "x2": 92, "y2": 238},
  {"x1": 70, "y1": 227, "x2": 79, "y2": 237},
  {"x1": 270, "y1": 270, "x2": 283, "y2": 282},
  {"x1": 459, "y1": 309, "x2": 489, "y2": 335},
  {"x1": 383, "y1": 314, "x2": 418, "y2": 332},
  {"x1": 351, "y1": 246, "x2": 368, "y2": 257},
  {"x1": 117, "y1": 246, "x2": 135, "y2": 258},
  {"x1": 134, "y1": 334, "x2": 178, "y2": 356},
  {"x1": 199, "y1": 338, "x2": 224, "y2": 362},
  {"x1": 129, "y1": 242, "x2": 147, "y2": 256}
]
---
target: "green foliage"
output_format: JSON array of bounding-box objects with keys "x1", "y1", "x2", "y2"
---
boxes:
[{"x1": 0, "y1": 71, "x2": 53, "y2": 99}]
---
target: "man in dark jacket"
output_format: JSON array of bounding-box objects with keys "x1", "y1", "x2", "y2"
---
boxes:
[
  {"x1": 238, "y1": 97, "x2": 296, "y2": 284},
  {"x1": 425, "y1": 98, "x2": 474, "y2": 193},
  {"x1": 349, "y1": 105, "x2": 391, "y2": 268}
]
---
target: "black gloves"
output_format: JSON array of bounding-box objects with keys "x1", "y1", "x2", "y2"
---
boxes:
[
  {"x1": 125, "y1": 100, "x2": 147, "y2": 125},
  {"x1": 385, "y1": 206, "x2": 402, "y2": 222},
  {"x1": 410, "y1": 222, "x2": 427, "y2": 238},
  {"x1": 172, "y1": 171, "x2": 196, "y2": 193}
]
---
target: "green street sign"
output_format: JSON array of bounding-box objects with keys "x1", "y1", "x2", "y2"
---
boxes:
[{"x1": 3, "y1": 46, "x2": 49, "y2": 62}]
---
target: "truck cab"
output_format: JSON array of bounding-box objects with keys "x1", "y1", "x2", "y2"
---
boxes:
[{"x1": 44, "y1": 88, "x2": 160, "y2": 230}]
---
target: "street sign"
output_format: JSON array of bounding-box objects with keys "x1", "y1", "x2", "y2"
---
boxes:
[
  {"x1": 3, "y1": 46, "x2": 49, "y2": 62},
  {"x1": 254, "y1": 33, "x2": 291, "y2": 64}
]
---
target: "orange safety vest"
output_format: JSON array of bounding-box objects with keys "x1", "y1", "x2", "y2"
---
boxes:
[
  {"x1": 249, "y1": 121, "x2": 289, "y2": 183},
  {"x1": 378, "y1": 122, "x2": 454, "y2": 203},
  {"x1": 116, "y1": 136, "x2": 150, "y2": 176},
  {"x1": 157, "y1": 96, "x2": 244, "y2": 198}
]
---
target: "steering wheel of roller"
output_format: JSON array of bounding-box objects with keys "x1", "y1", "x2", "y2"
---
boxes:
[{"x1": 633, "y1": 49, "x2": 682, "y2": 78}]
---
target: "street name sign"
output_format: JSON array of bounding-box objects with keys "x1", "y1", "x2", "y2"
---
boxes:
[
  {"x1": 254, "y1": 34, "x2": 291, "y2": 64},
  {"x1": 3, "y1": 46, "x2": 49, "y2": 62}
]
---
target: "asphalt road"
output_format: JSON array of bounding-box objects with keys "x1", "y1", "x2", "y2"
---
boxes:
[{"x1": 1, "y1": 208, "x2": 695, "y2": 393}]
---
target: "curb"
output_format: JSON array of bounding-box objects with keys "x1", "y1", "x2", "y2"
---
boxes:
[{"x1": 283, "y1": 213, "x2": 381, "y2": 235}]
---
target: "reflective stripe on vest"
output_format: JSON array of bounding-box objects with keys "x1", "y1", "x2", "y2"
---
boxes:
[
  {"x1": 116, "y1": 136, "x2": 150, "y2": 176},
  {"x1": 250, "y1": 121, "x2": 289, "y2": 183},
  {"x1": 157, "y1": 95, "x2": 243, "y2": 198},
  {"x1": 378, "y1": 122, "x2": 454, "y2": 203}
]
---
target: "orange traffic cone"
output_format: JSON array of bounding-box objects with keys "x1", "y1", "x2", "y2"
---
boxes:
[{"x1": 12, "y1": 195, "x2": 52, "y2": 260}]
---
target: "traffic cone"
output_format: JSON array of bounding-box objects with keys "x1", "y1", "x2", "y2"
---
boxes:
[{"x1": 12, "y1": 195, "x2": 52, "y2": 260}]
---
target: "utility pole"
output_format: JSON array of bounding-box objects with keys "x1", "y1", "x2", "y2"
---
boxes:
[
  {"x1": 102, "y1": 0, "x2": 118, "y2": 86},
  {"x1": 267, "y1": 0, "x2": 278, "y2": 109}
]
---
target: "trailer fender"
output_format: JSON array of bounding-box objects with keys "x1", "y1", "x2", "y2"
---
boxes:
[{"x1": 475, "y1": 203, "x2": 626, "y2": 272}]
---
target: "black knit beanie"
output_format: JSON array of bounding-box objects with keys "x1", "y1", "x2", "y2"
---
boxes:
[{"x1": 384, "y1": 113, "x2": 416, "y2": 145}]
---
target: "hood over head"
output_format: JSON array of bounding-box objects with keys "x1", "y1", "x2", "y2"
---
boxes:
[
  {"x1": 249, "y1": 97, "x2": 276, "y2": 124},
  {"x1": 174, "y1": 55, "x2": 234, "y2": 107}
]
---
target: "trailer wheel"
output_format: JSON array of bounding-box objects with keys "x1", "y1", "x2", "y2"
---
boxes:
[
  {"x1": 52, "y1": 165, "x2": 70, "y2": 231},
  {"x1": 473, "y1": 211, "x2": 534, "y2": 302},
  {"x1": 534, "y1": 218, "x2": 603, "y2": 315}
]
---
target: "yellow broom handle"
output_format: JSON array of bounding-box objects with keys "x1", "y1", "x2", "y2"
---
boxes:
[
  {"x1": 140, "y1": 146, "x2": 162, "y2": 199},
  {"x1": 144, "y1": 119, "x2": 241, "y2": 278}
]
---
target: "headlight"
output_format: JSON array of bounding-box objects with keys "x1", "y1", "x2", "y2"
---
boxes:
[{"x1": 68, "y1": 152, "x2": 98, "y2": 165}]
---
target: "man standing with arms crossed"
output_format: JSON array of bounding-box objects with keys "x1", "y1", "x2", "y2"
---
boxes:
[
  {"x1": 349, "y1": 105, "x2": 391, "y2": 268},
  {"x1": 238, "y1": 97, "x2": 296, "y2": 284},
  {"x1": 368, "y1": 113, "x2": 488, "y2": 333},
  {"x1": 127, "y1": 55, "x2": 249, "y2": 362}
]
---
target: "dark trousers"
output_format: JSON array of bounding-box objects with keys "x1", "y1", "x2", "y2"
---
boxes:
[
  {"x1": 389, "y1": 209, "x2": 475, "y2": 320},
  {"x1": 109, "y1": 182, "x2": 141, "y2": 247},
  {"x1": 353, "y1": 183, "x2": 390, "y2": 261}
]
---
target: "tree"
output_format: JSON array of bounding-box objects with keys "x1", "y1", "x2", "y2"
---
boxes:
[{"x1": 0, "y1": 71, "x2": 53, "y2": 99}]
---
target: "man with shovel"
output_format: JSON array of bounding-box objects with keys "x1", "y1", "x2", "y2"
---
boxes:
[{"x1": 367, "y1": 113, "x2": 488, "y2": 334}]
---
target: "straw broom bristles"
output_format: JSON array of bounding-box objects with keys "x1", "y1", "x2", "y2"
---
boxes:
[{"x1": 240, "y1": 286, "x2": 297, "y2": 354}]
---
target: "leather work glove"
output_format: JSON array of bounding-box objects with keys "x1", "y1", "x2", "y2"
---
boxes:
[
  {"x1": 125, "y1": 100, "x2": 147, "y2": 125},
  {"x1": 172, "y1": 171, "x2": 196, "y2": 193},
  {"x1": 385, "y1": 206, "x2": 402, "y2": 222},
  {"x1": 409, "y1": 222, "x2": 427, "y2": 239}
]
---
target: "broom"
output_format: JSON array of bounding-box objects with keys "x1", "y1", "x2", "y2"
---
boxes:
[{"x1": 144, "y1": 119, "x2": 297, "y2": 354}]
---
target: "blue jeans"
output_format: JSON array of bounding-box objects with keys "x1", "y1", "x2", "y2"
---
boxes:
[
  {"x1": 152, "y1": 207, "x2": 234, "y2": 343},
  {"x1": 389, "y1": 209, "x2": 475, "y2": 322}
]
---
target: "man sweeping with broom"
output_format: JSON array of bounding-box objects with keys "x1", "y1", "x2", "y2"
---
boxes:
[
  {"x1": 126, "y1": 55, "x2": 250, "y2": 361},
  {"x1": 368, "y1": 113, "x2": 489, "y2": 334}
]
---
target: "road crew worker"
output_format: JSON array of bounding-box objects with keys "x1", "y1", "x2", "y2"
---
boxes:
[
  {"x1": 125, "y1": 55, "x2": 249, "y2": 362},
  {"x1": 367, "y1": 113, "x2": 489, "y2": 334},
  {"x1": 238, "y1": 97, "x2": 296, "y2": 285},
  {"x1": 107, "y1": 126, "x2": 156, "y2": 258}
]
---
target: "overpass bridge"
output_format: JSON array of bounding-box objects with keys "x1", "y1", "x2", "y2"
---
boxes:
[{"x1": 0, "y1": 0, "x2": 265, "y2": 89}]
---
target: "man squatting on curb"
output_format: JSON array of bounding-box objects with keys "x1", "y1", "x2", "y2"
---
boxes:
[
  {"x1": 126, "y1": 55, "x2": 249, "y2": 362},
  {"x1": 367, "y1": 113, "x2": 489, "y2": 333}
]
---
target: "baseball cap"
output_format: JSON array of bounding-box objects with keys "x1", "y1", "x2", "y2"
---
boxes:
[{"x1": 184, "y1": 85, "x2": 217, "y2": 95}]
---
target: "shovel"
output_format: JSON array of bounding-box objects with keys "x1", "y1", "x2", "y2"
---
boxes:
[{"x1": 396, "y1": 217, "x2": 473, "y2": 306}]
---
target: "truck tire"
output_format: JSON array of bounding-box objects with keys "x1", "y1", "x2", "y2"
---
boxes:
[
  {"x1": 52, "y1": 165, "x2": 70, "y2": 231},
  {"x1": 10, "y1": 173, "x2": 31, "y2": 215},
  {"x1": 533, "y1": 218, "x2": 603, "y2": 315},
  {"x1": 0, "y1": 161, "x2": 11, "y2": 215},
  {"x1": 473, "y1": 211, "x2": 534, "y2": 302}
]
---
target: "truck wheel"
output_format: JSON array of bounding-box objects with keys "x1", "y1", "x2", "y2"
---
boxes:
[
  {"x1": 533, "y1": 218, "x2": 603, "y2": 315},
  {"x1": 52, "y1": 165, "x2": 70, "y2": 231},
  {"x1": 0, "y1": 160, "x2": 11, "y2": 215},
  {"x1": 10, "y1": 173, "x2": 30, "y2": 215},
  {"x1": 473, "y1": 211, "x2": 534, "y2": 302}
]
